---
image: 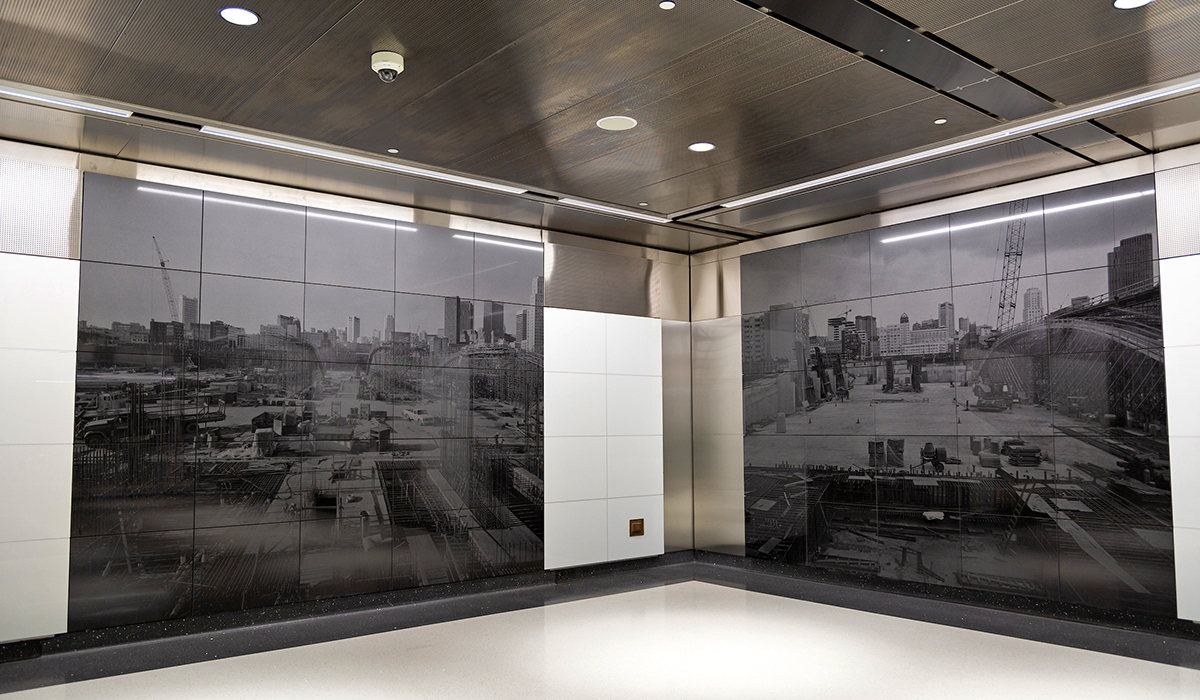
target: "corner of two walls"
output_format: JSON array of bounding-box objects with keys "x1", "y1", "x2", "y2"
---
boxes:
[{"x1": 541, "y1": 240, "x2": 690, "y2": 568}]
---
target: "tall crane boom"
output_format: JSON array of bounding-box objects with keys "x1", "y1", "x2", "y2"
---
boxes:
[
  {"x1": 996, "y1": 198, "x2": 1029, "y2": 331},
  {"x1": 152, "y1": 236, "x2": 180, "y2": 323}
]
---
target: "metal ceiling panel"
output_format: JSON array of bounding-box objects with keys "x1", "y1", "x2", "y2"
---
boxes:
[
  {"x1": 884, "y1": 0, "x2": 1200, "y2": 105},
  {"x1": 626, "y1": 92, "x2": 997, "y2": 214},
  {"x1": 866, "y1": 0, "x2": 1017, "y2": 33},
  {"x1": 0, "y1": 0, "x2": 140, "y2": 92},
  {"x1": 1010, "y1": 17, "x2": 1200, "y2": 106},
  {"x1": 228, "y1": 0, "x2": 571, "y2": 145},
  {"x1": 1040, "y1": 122, "x2": 1145, "y2": 163},
  {"x1": 759, "y1": 0, "x2": 1055, "y2": 120},
  {"x1": 457, "y1": 58, "x2": 946, "y2": 210},
  {"x1": 83, "y1": 1, "x2": 363, "y2": 120},
  {"x1": 693, "y1": 136, "x2": 1088, "y2": 234},
  {"x1": 1098, "y1": 91, "x2": 1200, "y2": 152},
  {"x1": 449, "y1": 19, "x2": 855, "y2": 210},
  {"x1": 341, "y1": 0, "x2": 765, "y2": 177}
]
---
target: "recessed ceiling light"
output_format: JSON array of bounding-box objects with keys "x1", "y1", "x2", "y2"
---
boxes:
[
  {"x1": 660, "y1": 1, "x2": 676, "y2": 9},
  {"x1": 387, "y1": 148, "x2": 399, "y2": 154},
  {"x1": 934, "y1": 118, "x2": 948, "y2": 125},
  {"x1": 688, "y1": 142, "x2": 715, "y2": 152},
  {"x1": 596, "y1": 115, "x2": 638, "y2": 131},
  {"x1": 639, "y1": 202, "x2": 649, "y2": 206},
  {"x1": 1113, "y1": 0, "x2": 1154, "y2": 8},
  {"x1": 219, "y1": 7, "x2": 259, "y2": 25}
]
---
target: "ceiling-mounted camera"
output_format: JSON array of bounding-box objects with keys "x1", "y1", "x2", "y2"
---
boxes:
[{"x1": 371, "y1": 51, "x2": 404, "y2": 83}]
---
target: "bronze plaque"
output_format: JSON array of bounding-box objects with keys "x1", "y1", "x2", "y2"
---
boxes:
[{"x1": 629, "y1": 518, "x2": 644, "y2": 537}]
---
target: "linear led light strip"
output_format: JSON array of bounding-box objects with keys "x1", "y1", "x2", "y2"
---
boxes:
[
  {"x1": 452, "y1": 233, "x2": 543, "y2": 252},
  {"x1": 0, "y1": 86, "x2": 133, "y2": 118},
  {"x1": 199, "y1": 126, "x2": 527, "y2": 196},
  {"x1": 137, "y1": 186, "x2": 418, "y2": 231},
  {"x1": 720, "y1": 76, "x2": 1200, "y2": 210},
  {"x1": 879, "y1": 189, "x2": 1155, "y2": 243}
]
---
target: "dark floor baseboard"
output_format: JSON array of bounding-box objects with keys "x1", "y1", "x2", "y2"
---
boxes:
[{"x1": 3, "y1": 549, "x2": 1200, "y2": 694}]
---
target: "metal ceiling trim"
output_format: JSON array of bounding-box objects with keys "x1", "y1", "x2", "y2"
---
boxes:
[
  {"x1": 714, "y1": 151, "x2": 1157, "y2": 260},
  {"x1": 0, "y1": 82, "x2": 133, "y2": 119},
  {"x1": 706, "y1": 70, "x2": 1200, "y2": 213},
  {"x1": 198, "y1": 125, "x2": 530, "y2": 196}
]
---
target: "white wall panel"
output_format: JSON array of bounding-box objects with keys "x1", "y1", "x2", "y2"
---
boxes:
[
  {"x1": 607, "y1": 436, "x2": 664, "y2": 499},
  {"x1": 544, "y1": 372, "x2": 607, "y2": 437},
  {"x1": 0, "y1": 253, "x2": 79, "y2": 351},
  {"x1": 1175, "y1": 528, "x2": 1200, "y2": 622},
  {"x1": 544, "y1": 307, "x2": 606, "y2": 374},
  {"x1": 605, "y1": 314, "x2": 662, "y2": 376},
  {"x1": 544, "y1": 500, "x2": 607, "y2": 570},
  {"x1": 1165, "y1": 346, "x2": 1200, "y2": 438},
  {"x1": 544, "y1": 436, "x2": 607, "y2": 503},
  {"x1": 0, "y1": 538, "x2": 69, "y2": 643},
  {"x1": 0, "y1": 444, "x2": 73, "y2": 543},
  {"x1": 606, "y1": 375, "x2": 664, "y2": 437},
  {"x1": 543, "y1": 309, "x2": 664, "y2": 570},
  {"x1": 607, "y1": 496, "x2": 665, "y2": 562},
  {"x1": 0, "y1": 348, "x2": 77, "y2": 445}
]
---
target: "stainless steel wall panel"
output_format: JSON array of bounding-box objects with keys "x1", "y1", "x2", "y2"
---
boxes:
[
  {"x1": 690, "y1": 257, "x2": 741, "y2": 321},
  {"x1": 544, "y1": 243, "x2": 656, "y2": 317},
  {"x1": 1157, "y1": 164, "x2": 1200, "y2": 258},
  {"x1": 662, "y1": 320, "x2": 694, "y2": 552},
  {"x1": 690, "y1": 317, "x2": 744, "y2": 555},
  {"x1": 656, "y1": 263, "x2": 691, "y2": 323}
]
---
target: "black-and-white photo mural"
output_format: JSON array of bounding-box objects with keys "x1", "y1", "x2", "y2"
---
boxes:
[
  {"x1": 69, "y1": 173, "x2": 544, "y2": 629},
  {"x1": 743, "y1": 174, "x2": 1173, "y2": 616}
]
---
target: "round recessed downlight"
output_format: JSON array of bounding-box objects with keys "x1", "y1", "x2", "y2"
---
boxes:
[
  {"x1": 387, "y1": 148, "x2": 399, "y2": 154},
  {"x1": 688, "y1": 141, "x2": 715, "y2": 152},
  {"x1": 1113, "y1": 0, "x2": 1154, "y2": 7},
  {"x1": 220, "y1": 7, "x2": 259, "y2": 25},
  {"x1": 596, "y1": 115, "x2": 638, "y2": 131},
  {"x1": 934, "y1": 118, "x2": 948, "y2": 125},
  {"x1": 660, "y1": 1, "x2": 676, "y2": 9},
  {"x1": 639, "y1": 202, "x2": 650, "y2": 206}
]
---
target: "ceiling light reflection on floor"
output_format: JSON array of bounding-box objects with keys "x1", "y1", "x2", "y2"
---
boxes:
[
  {"x1": 659, "y1": 1, "x2": 676, "y2": 9},
  {"x1": 688, "y1": 142, "x2": 715, "y2": 152},
  {"x1": 1113, "y1": 0, "x2": 1154, "y2": 8}
]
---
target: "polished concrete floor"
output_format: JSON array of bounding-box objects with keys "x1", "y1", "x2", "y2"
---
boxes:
[{"x1": 8, "y1": 580, "x2": 1200, "y2": 699}]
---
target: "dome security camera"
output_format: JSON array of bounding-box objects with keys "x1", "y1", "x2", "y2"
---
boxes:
[{"x1": 371, "y1": 51, "x2": 403, "y2": 83}]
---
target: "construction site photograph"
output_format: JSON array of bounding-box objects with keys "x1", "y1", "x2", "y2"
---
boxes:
[
  {"x1": 67, "y1": 173, "x2": 545, "y2": 630},
  {"x1": 741, "y1": 174, "x2": 1174, "y2": 617}
]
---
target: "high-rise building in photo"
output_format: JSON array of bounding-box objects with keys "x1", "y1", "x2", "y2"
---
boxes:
[
  {"x1": 1023, "y1": 287, "x2": 1043, "y2": 323},
  {"x1": 530, "y1": 276, "x2": 544, "y2": 351},
  {"x1": 938, "y1": 301, "x2": 954, "y2": 329},
  {"x1": 483, "y1": 301, "x2": 505, "y2": 343},
  {"x1": 182, "y1": 295, "x2": 198, "y2": 326},
  {"x1": 1108, "y1": 233, "x2": 1154, "y2": 298},
  {"x1": 385, "y1": 314, "x2": 395, "y2": 339},
  {"x1": 347, "y1": 316, "x2": 360, "y2": 343}
]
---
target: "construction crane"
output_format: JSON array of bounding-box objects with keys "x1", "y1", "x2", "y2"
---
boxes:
[
  {"x1": 152, "y1": 236, "x2": 180, "y2": 323},
  {"x1": 995, "y1": 198, "x2": 1029, "y2": 331}
]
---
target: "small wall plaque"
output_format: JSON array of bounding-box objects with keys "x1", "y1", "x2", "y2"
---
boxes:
[{"x1": 629, "y1": 518, "x2": 644, "y2": 537}]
